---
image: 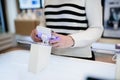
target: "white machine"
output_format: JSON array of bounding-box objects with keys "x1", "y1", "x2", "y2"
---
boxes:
[
  {"x1": 36, "y1": 26, "x2": 52, "y2": 45},
  {"x1": 36, "y1": 26, "x2": 59, "y2": 45}
]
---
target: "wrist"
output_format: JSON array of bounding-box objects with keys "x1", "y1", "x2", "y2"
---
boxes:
[{"x1": 68, "y1": 35, "x2": 75, "y2": 47}]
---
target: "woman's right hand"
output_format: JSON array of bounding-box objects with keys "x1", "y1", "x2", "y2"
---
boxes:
[{"x1": 31, "y1": 29, "x2": 42, "y2": 42}]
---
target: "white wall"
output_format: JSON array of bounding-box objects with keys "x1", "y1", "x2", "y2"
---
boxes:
[{"x1": 5, "y1": 0, "x2": 17, "y2": 33}]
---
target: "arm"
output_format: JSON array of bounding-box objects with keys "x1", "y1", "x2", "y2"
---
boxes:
[{"x1": 70, "y1": 0, "x2": 104, "y2": 47}]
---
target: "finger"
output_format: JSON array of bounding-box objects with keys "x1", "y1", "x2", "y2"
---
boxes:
[
  {"x1": 34, "y1": 37, "x2": 41, "y2": 42},
  {"x1": 50, "y1": 39, "x2": 59, "y2": 44},
  {"x1": 52, "y1": 32, "x2": 60, "y2": 37},
  {"x1": 50, "y1": 33, "x2": 61, "y2": 43},
  {"x1": 51, "y1": 42, "x2": 60, "y2": 48},
  {"x1": 31, "y1": 29, "x2": 41, "y2": 42}
]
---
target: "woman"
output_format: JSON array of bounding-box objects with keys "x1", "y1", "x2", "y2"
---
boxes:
[{"x1": 31, "y1": 0, "x2": 103, "y2": 60}]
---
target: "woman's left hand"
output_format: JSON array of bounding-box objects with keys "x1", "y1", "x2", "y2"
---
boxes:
[{"x1": 50, "y1": 32, "x2": 74, "y2": 48}]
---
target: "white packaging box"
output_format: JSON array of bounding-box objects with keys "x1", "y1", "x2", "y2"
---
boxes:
[{"x1": 28, "y1": 43, "x2": 52, "y2": 73}]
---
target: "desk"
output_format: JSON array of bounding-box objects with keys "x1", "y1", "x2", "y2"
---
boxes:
[{"x1": 0, "y1": 50, "x2": 115, "y2": 80}]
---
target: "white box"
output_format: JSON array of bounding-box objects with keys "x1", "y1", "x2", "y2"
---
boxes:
[
  {"x1": 28, "y1": 43, "x2": 51, "y2": 73},
  {"x1": 116, "y1": 53, "x2": 120, "y2": 80}
]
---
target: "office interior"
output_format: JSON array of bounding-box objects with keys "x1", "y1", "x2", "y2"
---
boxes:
[{"x1": 0, "y1": 0, "x2": 120, "y2": 80}]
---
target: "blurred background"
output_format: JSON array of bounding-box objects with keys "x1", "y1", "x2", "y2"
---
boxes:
[{"x1": 0, "y1": 0, "x2": 120, "y2": 63}]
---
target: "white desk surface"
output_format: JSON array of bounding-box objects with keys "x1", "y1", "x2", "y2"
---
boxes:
[{"x1": 0, "y1": 50, "x2": 116, "y2": 80}]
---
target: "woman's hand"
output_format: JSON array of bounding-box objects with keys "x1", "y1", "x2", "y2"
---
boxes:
[
  {"x1": 31, "y1": 29, "x2": 74, "y2": 48},
  {"x1": 31, "y1": 29, "x2": 42, "y2": 42},
  {"x1": 50, "y1": 32, "x2": 74, "y2": 48}
]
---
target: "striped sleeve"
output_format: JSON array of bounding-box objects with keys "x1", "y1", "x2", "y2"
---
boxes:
[{"x1": 70, "y1": 0, "x2": 104, "y2": 47}]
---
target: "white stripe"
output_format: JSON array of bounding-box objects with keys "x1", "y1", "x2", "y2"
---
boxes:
[
  {"x1": 47, "y1": 22, "x2": 87, "y2": 27},
  {"x1": 46, "y1": 14, "x2": 86, "y2": 20},
  {"x1": 45, "y1": 6, "x2": 85, "y2": 14},
  {"x1": 45, "y1": 0, "x2": 85, "y2": 7}
]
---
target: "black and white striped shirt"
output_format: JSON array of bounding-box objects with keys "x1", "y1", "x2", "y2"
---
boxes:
[
  {"x1": 43, "y1": 0, "x2": 103, "y2": 58},
  {"x1": 45, "y1": 0, "x2": 88, "y2": 34}
]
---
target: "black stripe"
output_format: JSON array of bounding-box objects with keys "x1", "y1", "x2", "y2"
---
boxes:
[
  {"x1": 45, "y1": 10, "x2": 86, "y2": 16},
  {"x1": 46, "y1": 25, "x2": 88, "y2": 30},
  {"x1": 57, "y1": 32, "x2": 69, "y2": 35},
  {"x1": 45, "y1": 4, "x2": 85, "y2": 10},
  {"x1": 46, "y1": 18, "x2": 87, "y2": 23}
]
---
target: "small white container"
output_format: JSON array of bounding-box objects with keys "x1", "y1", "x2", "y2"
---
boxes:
[
  {"x1": 28, "y1": 43, "x2": 51, "y2": 73},
  {"x1": 116, "y1": 53, "x2": 120, "y2": 80},
  {"x1": 115, "y1": 44, "x2": 120, "y2": 80}
]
